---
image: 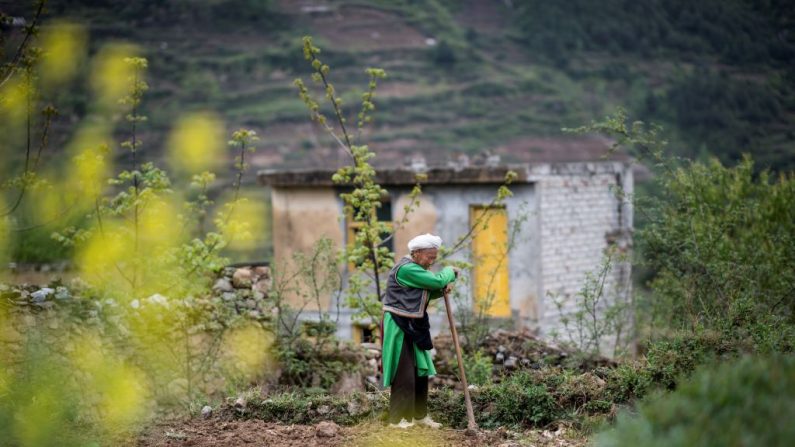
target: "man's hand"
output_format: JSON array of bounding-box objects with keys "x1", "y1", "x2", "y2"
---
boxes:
[
  {"x1": 452, "y1": 267, "x2": 461, "y2": 279},
  {"x1": 444, "y1": 284, "x2": 454, "y2": 294}
]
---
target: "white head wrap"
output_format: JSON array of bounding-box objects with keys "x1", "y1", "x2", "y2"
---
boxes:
[{"x1": 408, "y1": 233, "x2": 443, "y2": 252}]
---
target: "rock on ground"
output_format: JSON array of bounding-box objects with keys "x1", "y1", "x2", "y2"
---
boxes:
[{"x1": 315, "y1": 421, "x2": 340, "y2": 438}]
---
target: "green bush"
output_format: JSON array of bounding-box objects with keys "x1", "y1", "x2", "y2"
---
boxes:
[
  {"x1": 246, "y1": 392, "x2": 312, "y2": 424},
  {"x1": 554, "y1": 371, "x2": 608, "y2": 411},
  {"x1": 595, "y1": 355, "x2": 795, "y2": 447},
  {"x1": 276, "y1": 339, "x2": 359, "y2": 390},
  {"x1": 643, "y1": 331, "x2": 737, "y2": 389},
  {"x1": 428, "y1": 387, "x2": 468, "y2": 428},
  {"x1": 9, "y1": 203, "x2": 88, "y2": 264},
  {"x1": 641, "y1": 157, "x2": 795, "y2": 343},
  {"x1": 429, "y1": 374, "x2": 557, "y2": 429},
  {"x1": 602, "y1": 362, "x2": 652, "y2": 404},
  {"x1": 487, "y1": 371, "x2": 558, "y2": 427},
  {"x1": 430, "y1": 40, "x2": 457, "y2": 67},
  {"x1": 573, "y1": 111, "x2": 795, "y2": 354},
  {"x1": 242, "y1": 391, "x2": 384, "y2": 425},
  {"x1": 463, "y1": 349, "x2": 493, "y2": 387}
]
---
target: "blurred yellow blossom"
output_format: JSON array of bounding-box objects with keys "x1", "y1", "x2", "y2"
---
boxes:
[
  {"x1": 167, "y1": 111, "x2": 225, "y2": 173},
  {"x1": 0, "y1": 76, "x2": 29, "y2": 132},
  {"x1": 90, "y1": 43, "x2": 140, "y2": 110},
  {"x1": 217, "y1": 194, "x2": 269, "y2": 251},
  {"x1": 71, "y1": 332, "x2": 150, "y2": 437},
  {"x1": 74, "y1": 219, "x2": 129, "y2": 291},
  {"x1": 222, "y1": 323, "x2": 274, "y2": 379},
  {"x1": 38, "y1": 21, "x2": 87, "y2": 89},
  {"x1": 139, "y1": 196, "x2": 184, "y2": 250},
  {"x1": 13, "y1": 386, "x2": 65, "y2": 447}
]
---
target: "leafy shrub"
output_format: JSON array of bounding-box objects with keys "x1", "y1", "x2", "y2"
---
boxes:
[
  {"x1": 554, "y1": 371, "x2": 608, "y2": 410},
  {"x1": 601, "y1": 362, "x2": 652, "y2": 404},
  {"x1": 276, "y1": 338, "x2": 360, "y2": 390},
  {"x1": 247, "y1": 392, "x2": 311, "y2": 424},
  {"x1": 463, "y1": 349, "x2": 493, "y2": 386},
  {"x1": 268, "y1": 237, "x2": 360, "y2": 391},
  {"x1": 487, "y1": 371, "x2": 558, "y2": 427},
  {"x1": 430, "y1": 40, "x2": 457, "y2": 66},
  {"x1": 640, "y1": 157, "x2": 795, "y2": 344},
  {"x1": 595, "y1": 355, "x2": 795, "y2": 447},
  {"x1": 240, "y1": 391, "x2": 386, "y2": 426},
  {"x1": 428, "y1": 387, "x2": 468, "y2": 428},
  {"x1": 642, "y1": 331, "x2": 746, "y2": 389},
  {"x1": 516, "y1": 367, "x2": 617, "y2": 417},
  {"x1": 572, "y1": 111, "x2": 795, "y2": 353}
]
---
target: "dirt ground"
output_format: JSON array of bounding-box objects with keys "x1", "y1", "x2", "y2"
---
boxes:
[{"x1": 138, "y1": 417, "x2": 586, "y2": 447}]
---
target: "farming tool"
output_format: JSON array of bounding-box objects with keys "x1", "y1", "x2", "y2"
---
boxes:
[{"x1": 442, "y1": 288, "x2": 478, "y2": 430}]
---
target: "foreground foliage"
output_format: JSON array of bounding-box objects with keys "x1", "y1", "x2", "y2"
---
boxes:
[
  {"x1": 596, "y1": 355, "x2": 795, "y2": 447},
  {"x1": 575, "y1": 110, "x2": 795, "y2": 445}
]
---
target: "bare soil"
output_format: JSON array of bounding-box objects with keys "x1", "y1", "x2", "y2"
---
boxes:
[
  {"x1": 138, "y1": 418, "x2": 586, "y2": 447},
  {"x1": 138, "y1": 418, "x2": 354, "y2": 447}
]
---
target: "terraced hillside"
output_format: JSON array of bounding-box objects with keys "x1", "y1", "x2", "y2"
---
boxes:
[{"x1": 5, "y1": 0, "x2": 794, "y2": 174}]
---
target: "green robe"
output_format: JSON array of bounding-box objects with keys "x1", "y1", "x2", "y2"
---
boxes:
[{"x1": 382, "y1": 262, "x2": 456, "y2": 387}]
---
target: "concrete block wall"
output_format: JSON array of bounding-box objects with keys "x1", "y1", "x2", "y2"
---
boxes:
[{"x1": 528, "y1": 162, "x2": 633, "y2": 344}]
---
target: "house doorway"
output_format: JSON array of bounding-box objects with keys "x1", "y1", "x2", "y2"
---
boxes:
[{"x1": 470, "y1": 205, "x2": 510, "y2": 317}]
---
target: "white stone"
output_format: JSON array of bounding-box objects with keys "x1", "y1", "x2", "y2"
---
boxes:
[
  {"x1": 146, "y1": 294, "x2": 169, "y2": 307},
  {"x1": 31, "y1": 288, "x2": 54, "y2": 301},
  {"x1": 213, "y1": 278, "x2": 233, "y2": 293}
]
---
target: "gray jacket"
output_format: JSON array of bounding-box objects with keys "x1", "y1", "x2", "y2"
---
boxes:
[{"x1": 382, "y1": 256, "x2": 429, "y2": 319}]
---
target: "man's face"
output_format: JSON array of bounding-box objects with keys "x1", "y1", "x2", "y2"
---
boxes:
[{"x1": 412, "y1": 248, "x2": 438, "y2": 269}]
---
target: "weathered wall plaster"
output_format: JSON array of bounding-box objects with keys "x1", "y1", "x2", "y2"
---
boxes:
[{"x1": 271, "y1": 187, "x2": 345, "y2": 308}]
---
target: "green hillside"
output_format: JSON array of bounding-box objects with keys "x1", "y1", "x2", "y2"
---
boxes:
[{"x1": 4, "y1": 0, "x2": 795, "y2": 172}]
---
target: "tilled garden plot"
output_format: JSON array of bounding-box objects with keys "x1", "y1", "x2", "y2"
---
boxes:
[
  {"x1": 138, "y1": 418, "x2": 355, "y2": 446},
  {"x1": 138, "y1": 418, "x2": 585, "y2": 447}
]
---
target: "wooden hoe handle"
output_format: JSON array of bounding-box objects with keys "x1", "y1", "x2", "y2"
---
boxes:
[{"x1": 443, "y1": 289, "x2": 478, "y2": 430}]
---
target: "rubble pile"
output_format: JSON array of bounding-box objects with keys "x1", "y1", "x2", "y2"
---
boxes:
[{"x1": 432, "y1": 328, "x2": 615, "y2": 388}]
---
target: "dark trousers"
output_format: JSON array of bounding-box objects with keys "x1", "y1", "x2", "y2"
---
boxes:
[{"x1": 389, "y1": 335, "x2": 429, "y2": 423}]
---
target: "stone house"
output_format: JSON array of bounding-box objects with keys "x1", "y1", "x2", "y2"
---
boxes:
[{"x1": 257, "y1": 150, "x2": 634, "y2": 348}]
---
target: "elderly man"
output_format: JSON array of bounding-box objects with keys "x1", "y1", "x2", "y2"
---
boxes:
[{"x1": 381, "y1": 233, "x2": 458, "y2": 428}]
